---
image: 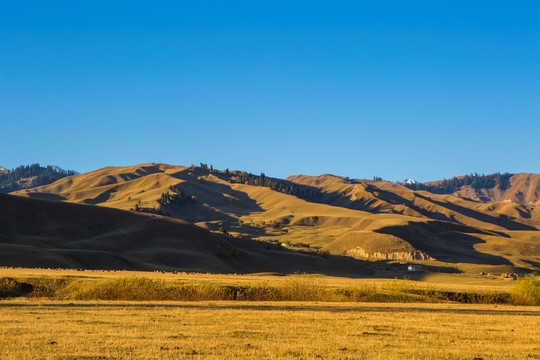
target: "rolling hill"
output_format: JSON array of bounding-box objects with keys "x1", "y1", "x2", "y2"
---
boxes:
[
  {"x1": 9, "y1": 164, "x2": 540, "y2": 273},
  {"x1": 0, "y1": 193, "x2": 371, "y2": 275}
]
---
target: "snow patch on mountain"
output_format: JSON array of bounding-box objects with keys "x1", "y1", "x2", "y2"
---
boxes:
[
  {"x1": 403, "y1": 179, "x2": 418, "y2": 185},
  {"x1": 51, "y1": 165, "x2": 80, "y2": 175}
]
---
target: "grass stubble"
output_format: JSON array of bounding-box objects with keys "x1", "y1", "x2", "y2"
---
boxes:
[
  {"x1": 0, "y1": 272, "x2": 539, "y2": 359},
  {"x1": 1, "y1": 302, "x2": 539, "y2": 360}
]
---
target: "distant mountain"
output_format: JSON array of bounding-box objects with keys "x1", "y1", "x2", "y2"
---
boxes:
[
  {"x1": 0, "y1": 164, "x2": 77, "y2": 193},
  {"x1": 403, "y1": 173, "x2": 540, "y2": 204}
]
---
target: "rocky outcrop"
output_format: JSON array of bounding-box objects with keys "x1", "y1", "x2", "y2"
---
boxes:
[{"x1": 344, "y1": 247, "x2": 435, "y2": 261}]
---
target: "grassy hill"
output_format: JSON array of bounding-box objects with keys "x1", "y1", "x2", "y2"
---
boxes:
[
  {"x1": 0, "y1": 193, "x2": 371, "y2": 275},
  {"x1": 10, "y1": 164, "x2": 540, "y2": 273}
]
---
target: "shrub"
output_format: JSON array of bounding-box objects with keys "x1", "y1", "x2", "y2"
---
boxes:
[
  {"x1": 280, "y1": 275, "x2": 328, "y2": 301},
  {"x1": 319, "y1": 249, "x2": 331, "y2": 258},
  {"x1": 218, "y1": 226, "x2": 228, "y2": 234},
  {"x1": 56, "y1": 277, "x2": 235, "y2": 301},
  {"x1": 337, "y1": 284, "x2": 379, "y2": 302},
  {"x1": 237, "y1": 282, "x2": 280, "y2": 301},
  {"x1": 0, "y1": 278, "x2": 32, "y2": 298},
  {"x1": 511, "y1": 276, "x2": 540, "y2": 305},
  {"x1": 57, "y1": 277, "x2": 165, "y2": 300},
  {"x1": 0, "y1": 274, "x2": 530, "y2": 305},
  {"x1": 26, "y1": 278, "x2": 70, "y2": 298}
]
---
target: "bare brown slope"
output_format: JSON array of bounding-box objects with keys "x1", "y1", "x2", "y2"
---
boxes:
[{"x1": 0, "y1": 194, "x2": 371, "y2": 275}]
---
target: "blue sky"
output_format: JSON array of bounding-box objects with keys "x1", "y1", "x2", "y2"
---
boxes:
[{"x1": 1, "y1": 1, "x2": 538, "y2": 182}]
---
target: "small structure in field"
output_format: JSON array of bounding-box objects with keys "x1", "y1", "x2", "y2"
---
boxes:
[{"x1": 407, "y1": 264, "x2": 423, "y2": 272}]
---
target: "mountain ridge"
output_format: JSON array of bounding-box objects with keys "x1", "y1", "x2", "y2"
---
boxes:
[
  {"x1": 288, "y1": 172, "x2": 540, "y2": 205},
  {"x1": 9, "y1": 163, "x2": 540, "y2": 273}
]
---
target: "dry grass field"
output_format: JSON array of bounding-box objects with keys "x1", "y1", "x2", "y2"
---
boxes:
[
  {"x1": 1, "y1": 268, "x2": 527, "y2": 303},
  {"x1": 1, "y1": 270, "x2": 539, "y2": 359},
  {"x1": 0, "y1": 301, "x2": 539, "y2": 360},
  {"x1": 0, "y1": 267, "x2": 520, "y2": 293}
]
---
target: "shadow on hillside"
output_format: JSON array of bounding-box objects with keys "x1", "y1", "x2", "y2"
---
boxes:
[
  {"x1": 171, "y1": 171, "x2": 263, "y2": 214},
  {"x1": 323, "y1": 186, "x2": 456, "y2": 222},
  {"x1": 367, "y1": 260, "x2": 461, "y2": 275},
  {"x1": 25, "y1": 193, "x2": 66, "y2": 201},
  {"x1": 375, "y1": 221, "x2": 513, "y2": 266},
  {"x1": 138, "y1": 169, "x2": 268, "y2": 229},
  {"x1": 165, "y1": 169, "x2": 291, "y2": 238},
  {"x1": 227, "y1": 240, "x2": 372, "y2": 277},
  {"x1": 322, "y1": 185, "x2": 536, "y2": 232},
  {"x1": 414, "y1": 193, "x2": 537, "y2": 231},
  {"x1": 83, "y1": 188, "x2": 115, "y2": 205},
  {"x1": 522, "y1": 259, "x2": 540, "y2": 269}
]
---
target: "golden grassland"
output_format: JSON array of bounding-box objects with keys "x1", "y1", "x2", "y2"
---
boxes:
[
  {"x1": 1, "y1": 269, "x2": 539, "y2": 359},
  {"x1": 0, "y1": 301, "x2": 539, "y2": 360},
  {"x1": 0, "y1": 267, "x2": 519, "y2": 289},
  {"x1": 1, "y1": 268, "x2": 539, "y2": 305}
]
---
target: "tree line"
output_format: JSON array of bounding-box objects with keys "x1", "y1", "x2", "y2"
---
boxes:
[
  {"x1": 228, "y1": 171, "x2": 322, "y2": 200},
  {"x1": 0, "y1": 164, "x2": 76, "y2": 193},
  {"x1": 403, "y1": 172, "x2": 512, "y2": 194},
  {"x1": 189, "y1": 163, "x2": 322, "y2": 201}
]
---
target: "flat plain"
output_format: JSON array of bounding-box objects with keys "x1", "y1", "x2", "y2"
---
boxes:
[
  {"x1": 1, "y1": 301, "x2": 539, "y2": 360},
  {"x1": 1, "y1": 269, "x2": 539, "y2": 359}
]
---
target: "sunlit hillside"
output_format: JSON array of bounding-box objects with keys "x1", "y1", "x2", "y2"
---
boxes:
[{"x1": 11, "y1": 163, "x2": 540, "y2": 273}]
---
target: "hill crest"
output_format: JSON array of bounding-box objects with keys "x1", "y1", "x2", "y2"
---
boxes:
[{"x1": 9, "y1": 163, "x2": 540, "y2": 273}]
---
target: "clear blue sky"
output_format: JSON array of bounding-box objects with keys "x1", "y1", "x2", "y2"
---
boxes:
[{"x1": 1, "y1": 1, "x2": 538, "y2": 182}]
